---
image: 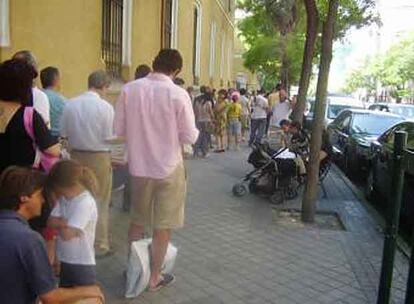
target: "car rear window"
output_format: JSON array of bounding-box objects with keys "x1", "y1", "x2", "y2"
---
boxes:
[{"x1": 351, "y1": 114, "x2": 403, "y2": 135}]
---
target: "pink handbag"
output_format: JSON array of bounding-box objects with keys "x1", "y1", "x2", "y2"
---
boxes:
[{"x1": 23, "y1": 107, "x2": 59, "y2": 172}]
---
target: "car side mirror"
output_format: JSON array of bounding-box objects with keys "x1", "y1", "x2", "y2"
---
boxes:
[{"x1": 371, "y1": 141, "x2": 381, "y2": 154}]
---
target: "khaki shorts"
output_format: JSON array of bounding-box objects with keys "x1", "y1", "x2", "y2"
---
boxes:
[{"x1": 130, "y1": 163, "x2": 186, "y2": 229}]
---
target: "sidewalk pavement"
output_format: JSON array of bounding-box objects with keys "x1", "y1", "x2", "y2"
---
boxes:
[{"x1": 98, "y1": 146, "x2": 409, "y2": 304}]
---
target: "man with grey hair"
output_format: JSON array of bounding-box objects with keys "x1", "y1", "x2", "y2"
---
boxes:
[
  {"x1": 12, "y1": 50, "x2": 51, "y2": 127},
  {"x1": 60, "y1": 70, "x2": 115, "y2": 258}
]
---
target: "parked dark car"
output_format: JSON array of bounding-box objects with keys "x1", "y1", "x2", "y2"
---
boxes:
[
  {"x1": 368, "y1": 102, "x2": 414, "y2": 120},
  {"x1": 327, "y1": 109, "x2": 404, "y2": 174},
  {"x1": 366, "y1": 121, "x2": 414, "y2": 233}
]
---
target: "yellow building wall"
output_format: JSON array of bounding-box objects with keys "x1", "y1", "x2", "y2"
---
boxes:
[
  {"x1": 233, "y1": 33, "x2": 259, "y2": 90},
  {"x1": 0, "y1": 0, "x2": 235, "y2": 94},
  {"x1": 0, "y1": 0, "x2": 104, "y2": 98},
  {"x1": 176, "y1": 0, "x2": 195, "y2": 86},
  {"x1": 171, "y1": 0, "x2": 235, "y2": 89},
  {"x1": 197, "y1": 0, "x2": 234, "y2": 89},
  {"x1": 126, "y1": 0, "x2": 163, "y2": 81}
]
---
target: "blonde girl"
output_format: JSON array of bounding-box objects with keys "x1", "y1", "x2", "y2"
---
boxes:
[{"x1": 47, "y1": 160, "x2": 99, "y2": 287}]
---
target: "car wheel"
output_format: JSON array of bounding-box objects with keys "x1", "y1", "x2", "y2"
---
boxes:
[
  {"x1": 232, "y1": 183, "x2": 248, "y2": 197},
  {"x1": 365, "y1": 168, "x2": 377, "y2": 201}
]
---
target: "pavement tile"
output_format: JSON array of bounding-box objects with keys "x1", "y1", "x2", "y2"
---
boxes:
[{"x1": 98, "y1": 148, "x2": 409, "y2": 304}]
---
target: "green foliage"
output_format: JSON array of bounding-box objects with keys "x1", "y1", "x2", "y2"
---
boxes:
[
  {"x1": 343, "y1": 58, "x2": 376, "y2": 94},
  {"x1": 237, "y1": 0, "x2": 306, "y2": 88},
  {"x1": 335, "y1": 0, "x2": 379, "y2": 39},
  {"x1": 344, "y1": 32, "x2": 414, "y2": 100},
  {"x1": 237, "y1": 0, "x2": 378, "y2": 90}
]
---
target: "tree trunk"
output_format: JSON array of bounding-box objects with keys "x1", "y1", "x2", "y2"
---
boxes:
[
  {"x1": 279, "y1": 35, "x2": 290, "y2": 90},
  {"x1": 301, "y1": 0, "x2": 339, "y2": 223},
  {"x1": 292, "y1": 0, "x2": 319, "y2": 123},
  {"x1": 281, "y1": 59, "x2": 289, "y2": 92}
]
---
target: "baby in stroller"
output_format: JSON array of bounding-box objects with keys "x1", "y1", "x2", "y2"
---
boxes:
[
  {"x1": 280, "y1": 119, "x2": 309, "y2": 179},
  {"x1": 232, "y1": 141, "x2": 302, "y2": 204},
  {"x1": 233, "y1": 119, "x2": 331, "y2": 204}
]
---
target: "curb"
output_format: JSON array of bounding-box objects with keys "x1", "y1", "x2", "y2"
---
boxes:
[{"x1": 332, "y1": 165, "x2": 411, "y2": 258}]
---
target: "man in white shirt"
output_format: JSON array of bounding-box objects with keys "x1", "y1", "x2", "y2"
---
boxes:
[
  {"x1": 271, "y1": 88, "x2": 295, "y2": 128},
  {"x1": 249, "y1": 89, "x2": 269, "y2": 146},
  {"x1": 61, "y1": 70, "x2": 114, "y2": 258},
  {"x1": 12, "y1": 50, "x2": 51, "y2": 127},
  {"x1": 269, "y1": 88, "x2": 296, "y2": 148},
  {"x1": 32, "y1": 86, "x2": 50, "y2": 126}
]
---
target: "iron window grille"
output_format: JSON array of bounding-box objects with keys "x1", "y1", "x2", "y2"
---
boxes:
[
  {"x1": 102, "y1": 0, "x2": 123, "y2": 78},
  {"x1": 162, "y1": 0, "x2": 173, "y2": 48}
]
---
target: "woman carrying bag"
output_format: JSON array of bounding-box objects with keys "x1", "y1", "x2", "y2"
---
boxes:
[{"x1": 0, "y1": 59, "x2": 61, "y2": 264}]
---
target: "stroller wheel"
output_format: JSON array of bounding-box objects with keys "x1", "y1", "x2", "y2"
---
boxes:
[
  {"x1": 233, "y1": 183, "x2": 248, "y2": 197},
  {"x1": 269, "y1": 191, "x2": 284, "y2": 205},
  {"x1": 248, "y1": 179, "x2": 258, "y2": 194},
  {"x1": 284, "y1": 185, "x2": 299, "y2": 200}
]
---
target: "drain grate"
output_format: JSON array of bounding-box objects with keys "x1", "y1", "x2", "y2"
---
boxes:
[{"x1": 272, "y1": 208, "x2": 346, "y2": 231}]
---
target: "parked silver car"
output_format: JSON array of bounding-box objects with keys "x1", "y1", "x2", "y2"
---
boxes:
[{"x1": 304, "y1": 95, "x2": 365, "y2": 130}]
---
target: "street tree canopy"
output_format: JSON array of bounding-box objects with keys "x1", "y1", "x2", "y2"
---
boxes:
[
  {"x1": 344, "y1": 33, "x2": 414, "y2": 101},
  {"x1": 237, "y1": 0, "x2": 306, "y2": 90},
  {"x1": 237, "y1": 0, "x2": 378, "y2": 92}
]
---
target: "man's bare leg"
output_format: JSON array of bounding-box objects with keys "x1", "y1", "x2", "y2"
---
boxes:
[{"x1": 149, "y1": 229, "x2": 171, "y2": 288}]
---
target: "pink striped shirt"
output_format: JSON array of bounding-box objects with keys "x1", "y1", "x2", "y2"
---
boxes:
[{"x1": 114, "y1": 73, "x2": 199, "y2": 178}]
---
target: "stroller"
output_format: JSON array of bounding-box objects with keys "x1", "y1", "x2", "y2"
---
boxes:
[
  {"x1": 232, "y1": 141, "x2": 332, "y2": 204},
  {"x1": 232, "y1": 142, "x2": 301, "y2": 205}
]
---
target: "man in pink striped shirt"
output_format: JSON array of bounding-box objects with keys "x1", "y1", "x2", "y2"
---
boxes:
[{"x1": 114, "y1": 49, "x2": 199, "y2": 291}]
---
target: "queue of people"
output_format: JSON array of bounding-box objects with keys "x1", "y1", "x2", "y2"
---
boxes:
[
  {"x1": 0, "y1": 48, "x2": 201, "y2": 302},
  {"x1": 0, "y1": 56, "x2": 103, "y2": 302},
  {"x1": 190, "y1": 84, "x2": 298, "y2": 157},
  {"x1": 0, "y1": 46, "x2": 299, "y2": 302}
]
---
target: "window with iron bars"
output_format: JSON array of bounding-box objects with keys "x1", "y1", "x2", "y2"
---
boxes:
[
  {"x1": 162, "y1": 0, "x2": 173, "y2": 48},
  {"x1": 101, "y1": 0, "x2": 123, "y2": 78}
]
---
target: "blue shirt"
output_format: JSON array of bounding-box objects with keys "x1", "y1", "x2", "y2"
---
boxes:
[
  {"x1": 43, "y1": 89, "x2": 66, "y2": 136},
  {"x1": 0, "y1": 210, "x2": 56, "y2": 304}
]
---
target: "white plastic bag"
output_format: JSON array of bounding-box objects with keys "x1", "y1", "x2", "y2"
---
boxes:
[
  {"x1": 125, "y1": 238, "x2": 177, "y2": 298},
  {"x1": 182, "y1": 144, "x2": 194, "y2": 158}
]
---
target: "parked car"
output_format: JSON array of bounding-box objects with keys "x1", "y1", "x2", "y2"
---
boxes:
[
  {"x1": 304, "y1": 95, "x2": 365, "y2": 130},
  {"x1": 326, "y1": 109, "x2": 404, "y2": 175},
  {"x1": 366, "y1": 121, "x2": 414, "y2": 233},
  {"x1": 368, "y1": 102, "x2": 414, "y2": 120}
]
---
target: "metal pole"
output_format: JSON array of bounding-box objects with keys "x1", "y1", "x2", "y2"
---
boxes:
[
  {"x1": 405, "y1": 228, "x2": 414, "y2": 304},
  {"x1": 377, "y1": 131, "x2": 407, "y2": 304}
]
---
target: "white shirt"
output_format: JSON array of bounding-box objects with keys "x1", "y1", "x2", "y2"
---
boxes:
[
  {"x1": 251, "y1": 95, "x2": 268, "y2": 119},
  {"x1": 61, "y1": 91, "x2": 114, "y2": 151},
  {"x1": 240, "y1": 95, "x2": 250, "y2": 116},
  {"x1": 51, "y1": 191, "x2": 98, "y2": 265},
  {"x1": 271, "y1": 101, "x2": 292, "y2": 127},
  {"x1": 33, "y1": 87, "x2": 50, "y2": 126}
]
